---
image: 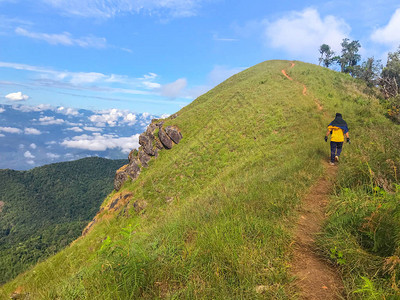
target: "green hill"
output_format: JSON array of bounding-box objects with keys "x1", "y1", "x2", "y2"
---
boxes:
[
  {"x1": 1, "y1": 60, "x2": 399, "y2": 299},
  {"x1": 0, "y1": 157, "x2": 127, "y2": 284}
]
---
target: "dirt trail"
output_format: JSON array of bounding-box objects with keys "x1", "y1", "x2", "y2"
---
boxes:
[
  {"x1": 281, "y1": 62, "x2": 344, "y2": 299},
  {"x1": 282, "y1": 62, "x2": 323, "y2": 111},
  {"x1": 282, "y1": 69, "x2": 293, "y2": 81},
  {"x1": 292, "y1": 163, "x2": 344, "y2": 299}
]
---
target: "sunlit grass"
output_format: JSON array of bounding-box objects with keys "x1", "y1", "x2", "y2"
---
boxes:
[{"x1": 1, "y1": 60, "x2": 398, "y2": 299}]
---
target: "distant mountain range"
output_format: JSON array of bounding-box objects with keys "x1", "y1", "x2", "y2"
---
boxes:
[{"x1": 0, "y1": 104, "x2": 160, "y2": 170}]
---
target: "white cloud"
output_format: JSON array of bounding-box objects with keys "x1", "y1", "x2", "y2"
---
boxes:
[
  {"x1": 67, "y1": 126, "x2": 84, "y2": 132},
  {"x1": 371, "y1": 8, "x2": 400, "y2": 47},
  {"x1": 5, "y1": 91, "x2": 30, "y2": 101},
  {"x1": 26, "y1": 160, "x2": 35, "y2": 165},
  {"x1": 47, "y1": 152, "x2": 60, "y2": 159},
  {"x1": 0, "y1": 62, "x2": 159, "y2": 95},
  {"x1": 38, "y1": 116, "x2": 65, "y2": 125},
  {"x1": 0, "y1": 107, "x2": 5, "y2": 113},
  {"x1": 13, "y1": 103, "x2": 53, "y2": 112},
  {"x1": 24, "y1": 151, "x2": 35, "y2": 159},
  {"x1": 138, "y1": 72, "x2": 161, "y2": 89},
  {"x1": 0, "y1": 134, "x2": 5, "y2": 137},
  {"x1": 11, "y1": 104, "x2": 82, "y2": 117},
  {"x1": 161, "y1": 78, "x2": 187, "y2": 97},
  {"x1": 15, "y1": 27, "x2": 107, "y2": 48},
  {"x1": 24, "y1": 127, "x2": 42, "y2": 135},
  {"x1": 0, "y1": 126, "x2": 22, "y2": 134},
  {"x1": 160, "y1": 113, "x2": 170, "y2": 119},
  {"x1": 124, "y1": 113, "x2": 137, "y2": 125},
  {"x1": 69, "y1": 72, "x2": 107, "y2": 85},
  {"x1": 89, "y1": 109, "x2": 123, "y2": 127},
  {"x1": 41, "y1": 0, "x2": 205, "y2": 18},
  {"x1": 30, "y1": 143, "x2": 37, "y2": 149},
  {"x1": 83, "y1": 126, "x2": 102, "y2": 132},
  {"x1": 264, "y1": 8, "x2": 350, "y2": 57},
  {"x1": 0, "y1": 61, "x2": 54, "y2": 74},
  {"x1": 57, "y1": 106, "x2": 80, "y2": 116},
  {"x1": 142, "y1": 81, "x2": 161, "y2": 89},
  {"x1": 61, "y1": 133, "x2": 140, "y2": 153},
  {"x1": 89, "y1": 109, "x2": 138, "y2": 127}
]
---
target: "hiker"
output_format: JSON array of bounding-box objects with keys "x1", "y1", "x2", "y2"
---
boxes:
[{"x1": 324, "y1": 113, "x2": 350, "y2": 165}]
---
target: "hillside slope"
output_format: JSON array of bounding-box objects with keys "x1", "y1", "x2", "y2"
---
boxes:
[
  {"x1": 1, "y1": 60, "x2": 399, "y2": 299},
  {"x1": 0, "y1": 157, "x2": 127, "y2": 284}
]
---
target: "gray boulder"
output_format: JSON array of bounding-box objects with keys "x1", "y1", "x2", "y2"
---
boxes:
[
  {"x1": 128, "y1": 149, "x2": 138, "y2": 163},
  {"x1": 165, "y1": 126, "x2": 183, "y2": 144},
  {"x1": 138, "y1": 149, "x2": 152, "y2": 167},
  {"x1": 139, "y1": 133, "x2": 156, "y2": 156},
  {"x1": 158, "y1": 127, "x2": 173, "y2": 149},
  {"x1": 114, "y1": 160, "x2": 141, "y2": 191}
]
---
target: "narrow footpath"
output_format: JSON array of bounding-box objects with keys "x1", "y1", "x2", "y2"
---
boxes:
[
  {"x1": 282, "y1": 62, "x2": 344, "y2": 299},
  {"x1": 292, "y1": 163, "x2": 344, "y2": 299}
]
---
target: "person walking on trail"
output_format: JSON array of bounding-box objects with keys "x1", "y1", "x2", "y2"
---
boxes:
[{"x1": 324, "y1": 113, "x2": 350, "y2": 165}]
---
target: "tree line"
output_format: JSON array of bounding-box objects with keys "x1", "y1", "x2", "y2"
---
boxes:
[{"x1": 319, "y1": 40, "x2": 400, "y2": 122}]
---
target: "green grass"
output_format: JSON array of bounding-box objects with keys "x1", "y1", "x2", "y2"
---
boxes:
[
  {"x1": 289, "y1": 62, "x2": 400, "y2": 298},
  {"x1": 1, "y1": 60, "x2": 399, "y2": 299}
]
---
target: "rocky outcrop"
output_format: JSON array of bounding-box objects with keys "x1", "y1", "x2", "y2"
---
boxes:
[
  {"x1": 138, "y1": 149, "x2": 151, "y2": 167},
  {"x1": 113, "y1": 119, "x2": 182, "y2": 192},
  {"x1": 158, "y1": 127, "x2": 173, "y2": 149},
  {"x1": 81, "y1": 118, "x2": 182, "y2": 237},
  {"x1": 114, "y1": 160, "x2": 141, "y2": 191},
  {"x1": 165, "y1": 126, "x2": 183, "y2": 144}
]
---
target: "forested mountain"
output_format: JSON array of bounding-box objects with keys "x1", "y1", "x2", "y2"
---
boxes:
[{"x1": 0, "y1": 157, "x2": 127, "y2": 284}]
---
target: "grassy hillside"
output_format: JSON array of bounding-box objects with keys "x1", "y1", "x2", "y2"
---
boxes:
[
  {"x1": 1, "y1": 60, "x2": 399, "y2": 299},
  {"x1": 0, "y1": 157, "x2": 127, "y2": 284}
]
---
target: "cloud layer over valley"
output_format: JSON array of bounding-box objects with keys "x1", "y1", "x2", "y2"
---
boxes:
[{"x1": 0, "y1": 104, "x2": 156, "y2": 170}]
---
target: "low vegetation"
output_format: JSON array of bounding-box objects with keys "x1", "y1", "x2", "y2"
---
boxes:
[{"x1": 0, "y1": 60, "x2": 399, "y2": 299}]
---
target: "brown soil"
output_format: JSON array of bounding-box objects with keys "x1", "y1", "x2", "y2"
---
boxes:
[
  {"x1": 281, "y1": 62, "x2": 344, "y2": 299},
  {"x1": 302, "y1": 85, "x2": 307, "y2": 96},
  {"x1": 291, "y1": 163, "x2": 344, "y2": 299},
  {"x1": 282, "y1": 69, "x2": 293, "y2": 81}
]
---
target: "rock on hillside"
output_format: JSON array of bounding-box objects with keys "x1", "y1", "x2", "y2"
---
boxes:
[
  {"x1": 114, "y1": 119, "x2": 182, "y2": 192},
  {"x1": 81, "y1": 119, "x2": 182, "y2": 237}
]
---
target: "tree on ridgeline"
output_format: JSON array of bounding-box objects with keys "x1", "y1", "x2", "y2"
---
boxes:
[
  {"x1": 319, "y1": 44, "x2": 335, "y2": 67},
  {"x1": 317, "y1": 39, "x2": 400, "y2": 123},
  {"x1": 336, "y1": 38, "x2": 361, "y2": 75},
  {"x1": 353, "y1": 57, "x2": 382, "y2": 87},
  {"x1": 380, "y1": 47, "x2": 400, "y2": 122},
  {"x1": 380, "y1": 47, "x2": 400, "y2": 98}
]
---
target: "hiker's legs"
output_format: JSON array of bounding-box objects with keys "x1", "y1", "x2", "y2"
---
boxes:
[
  {"x1": 336, "y1": 142, "x2": 343, "y2": 157},
  {"x1": 330, "y1": 142, "x2": 337, "y2": 163}
]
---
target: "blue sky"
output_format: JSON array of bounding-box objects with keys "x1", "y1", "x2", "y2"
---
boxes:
[{"x1": 1, "y1": 0, "x2": 400, "y2": 115}]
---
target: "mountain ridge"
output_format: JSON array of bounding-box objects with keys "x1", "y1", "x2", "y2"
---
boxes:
[{"x1": 1, "y1": 60, "x2": 400, "y2": 299}]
